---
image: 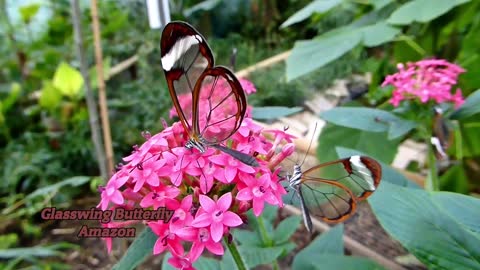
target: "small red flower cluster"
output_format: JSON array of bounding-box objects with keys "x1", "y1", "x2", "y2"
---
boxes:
[
  {"x1": 98, "y1": 79, "x2": 295, "y2": 268},
  {"x1": 382, "y1": 59, "x2": 465, "y2": 108}
]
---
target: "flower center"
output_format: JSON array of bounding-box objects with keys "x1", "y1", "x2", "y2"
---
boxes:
[
  {"x1": 175, "y1": 209, "x2": 186, "y2": 221},
  {"x1": 213, "y1": 210, "x2": 223, "y2": 222},
  {"x1": 199, "y1": 228, "x2": 209, "y2": 242},
  {"x1": 252, "y1": 186, "x2": 265, "y2": 197}
]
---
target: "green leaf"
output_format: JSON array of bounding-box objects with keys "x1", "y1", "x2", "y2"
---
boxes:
[
  {"x1": 39, "y1": 81, "x2": 62, "y2": 110},
  {"x1": 233, "y1": 230, "x2": 263, "y2": 246},
  {"x1": 370, "y1": 0, "x2": 393, "y2": 10},
  {"x1": 53, "y1": 62, "x2": 84, "y2": 99},
  {"x1": 296, "y1": 254, "x2": 386, "y2": 270},
  {"x1": 251, "y1": 106, "x2": 302, "y2": 120},
  {"x1": 273, "y1": 215, "x2": 302, "y2": 244},
  {"x1": 112, "y1": 227, "x2": 156, "y2": 270},
  {"x1": 280, "y1": 0, "x2": 342, "y2": 28},
  {"x1": 362, "y1": 22, "x2": 400, "y2": 47},
  {"x1": 320, "y1": 107, "x2": 415, "y2": 140},
  {"x1": 286, "y1": 29, "x2": 362, "y2": 81},
  {"x1": 19, "y1": 3, "x2": 40, "y2": 23},
  {"x1": 336, "y1": 146, "x2": 420, "y2": 188},
  {"x1": 370, "y1": 182, "x2": 480, "y2": 270},
  {"x1": 90, "y1": 57, "x2": 112, "y2": 89},
  {"x1": 1, "y1": 83, "x2": 21, "y2": 113},
  {"x1": 459, "y1": 117, "x2": 480, "y2": 157},
  {"x1": 439, "y1": 164, "x2": 469, "y2": 194},
  {"x1": 25, "y1": 176, "x2": 90, "y2": 199},
  {"x1": 431, "y1": 192, "x2": 480, "y2": 234},
  {"x1": 183, "y1": 0, "x2": 222, "y2": 17},
  {"x1": 317, "y1": 123, "x2": 400, "y2": 164},
  {"x1": 0, "y1": 243, "x2": 75, "y2": 259},
  {"x1": 451, "y1": 89, "x2": 480, "y2": 119},
  {"x1": 387, "y1": 0, "x2": 470, "y2": 25},
  {"x1": 292, "y1": 224, "x2": 344, "y2": 269},
  {"x1": 194, "y1": 256, "x2": 222, "y2": 270},
  {"x1": 238, "y1": 246, "x2": 286, "y2": 268}
]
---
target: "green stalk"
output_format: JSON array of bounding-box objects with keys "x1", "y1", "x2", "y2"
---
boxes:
[
  {"x1": 224, "y1": 236, "x2": 248, "y2": 270},
  {"x1": 453, "y1": 121, "x2": 463, "y2": 160},
  {"x1": 426, "y1": 141, "x2": 439, "y2": 191},
  {"x1": 257, "y1": 216, "x2": 273, "y2": 246}
]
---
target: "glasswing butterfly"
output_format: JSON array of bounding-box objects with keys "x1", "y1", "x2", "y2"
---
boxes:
[
  {"x1": 431, "y1": 106, "x2": 452, "y2": 160},
  {"x1": 286, "y1": 150, "x2": 382, "y2": 232},
  {"x1": 160, "y1": 21, "x2": 258, "y2": 167}
]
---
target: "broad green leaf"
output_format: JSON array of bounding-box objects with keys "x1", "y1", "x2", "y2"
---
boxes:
[
  {"x1": 286, "y1": 30, "x2": 361, "y2": 81},
  {"x1": 370, "y1": 0, "x2": 393, "y2": 10},
  {"x1": 292, "y1": 224, "x2": 344, "y2": 269},
  {"x1": 280, "y1": 0, "x2": 342, "y2": 28},
  {"x1": 112, "y1": 227, "x2": 156, "y2": 270},
  {"x1": 295, "y1": 254, "x2": 386, "y2": 270},
  {"x1": 251, "y1": 106, "x2": 302, "y2": 120},
  {"x1": 387, "y1": 0, "x2": 470, "y2": 25},
  {"x1": 194, "y1": 256, "x2": 222, "y2": 270},
  {"x1": 39, "y1": 81, "x2": 62, "y2": 110},
  {"x1": 183, "y1": 0, "x2": 221, "y2": 17},
  {"x1": 232, "y1": 230, "x2": 263, "y2": 246},
  {"x1": 238, "y1": 246, "x2": 285, "y2": 268},
  {"x1": 26, "y1": 176, "x2": 90, "y2": 199},
  {"x1": 336, "y1": 146, "x2": 420, "y2": 188},
  {"x1": 370, "y1": 182, "x2": 480, "y2": 270},
  {"x1": 53, "y1": 62, "x2": 84, "y2": 99},
  {"x1": 273, "y1": 215, "x2": 302, "y2": 244},
  {"x1": 19, "y1": 3, "x2": 40, "y2": 23},
  {"x1": 451, "y1": 89, "x2": 480, "y2": 119},
  {"x1": 432, "y1": 192, "x2": 480, "y2": 234},
  {"x1": 317, "y1": 123, "x2": 400, "y2": 164},
  {"x1": 439, "y1": 164, "x2": 469, "y2": 194},
  {"x1": 320, "y1": 107, "x2": 415, "y2": 140},
  {"x1": 362, "y1": 22, "x2": 400, "y2": 47}
]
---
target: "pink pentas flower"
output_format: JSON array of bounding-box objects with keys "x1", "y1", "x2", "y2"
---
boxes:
[
  {"x1": 382, "y1": 59, "x2": 466, "y2": 108},
  {"x1": 97, "y1": 171, "x2": 129, "y2": 210},
  {"x1": 168, "y1": 254, "x2": 195, "y2": 270},
  {"x1": 149, "y1": 221, "x2": 188, "y2": 256},
  {"x1": 237, "y1": 173, "x2": 279, "y2": 216},
  {"x1": 97, "y1": 78, "x2": 296, "y2": 269},
  {"x1": 191, "y1": 193, "x2": 243, "y2": 242}
]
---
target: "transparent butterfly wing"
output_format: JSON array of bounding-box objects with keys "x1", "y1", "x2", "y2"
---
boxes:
[
  {"x1": 192, "y1": 67, "x2": 246, "y2": 145},
  {"x1": 161, "y1": 21, "x2": 214, "y2": 132},
  {"x1": 290, "y1": 156, "x2": 381, "y2": 224}
]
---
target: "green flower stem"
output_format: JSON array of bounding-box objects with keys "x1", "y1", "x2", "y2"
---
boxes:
[
  {"x1": 453, "y1": 121, "x2": 463, "y2": 160},
  {"x1": 257, "y1": 216, "x2": 273, "y2": 246},
  {"x1": 426, "y1": 141, "x2": 439, "y2": 191},
  {"x1": 224, "y1": 236, "x2": 248, "y2": 270}
]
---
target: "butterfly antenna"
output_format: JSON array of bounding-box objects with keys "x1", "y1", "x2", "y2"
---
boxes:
[
  {"x1": 230, "y1": 47, "x2": 237, "y2": 71},
  {"x1": 300, "y1": 122, "x2": 318, "y2": 167}
]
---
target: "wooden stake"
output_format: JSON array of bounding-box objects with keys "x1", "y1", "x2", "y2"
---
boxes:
[
  {"x1": 71, "y1": 0, "x2": 108, "y2": 180},
  {"x1": 90, "y1": 0, "x2": 114, "y2": 176}
]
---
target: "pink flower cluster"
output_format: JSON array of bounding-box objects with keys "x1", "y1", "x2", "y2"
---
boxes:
[
  {"x1": 98, "y1": 79, "x2": 295, "y2": 269},
  {"x1": 382, "y1": 59, "x2": 465, "y2": 108}
]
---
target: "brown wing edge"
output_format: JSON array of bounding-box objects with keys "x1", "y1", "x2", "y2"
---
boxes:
[
  {"x1": 191, "y1": 66, "x2": 247, "y2": 143},
  {"x1": 301, "y1": 180, "x2": 357, "y2": 223},
  {"x1": 160, "y1": 21, "x2": 214, "y2": 135},
  {"x1": 301, "y1": 156, "x2": 382, "y2": 201},
  {"x1": 355, "y1": 156, "x2": 382, "y2": 200}
]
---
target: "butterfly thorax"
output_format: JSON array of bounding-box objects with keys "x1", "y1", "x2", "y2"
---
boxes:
[
  {"x1": 185, "y1": 137, "x2": 206, "y2": 153},
  {"x1": 288, "y1": 164, "x2": 303, "y2": 189}
]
